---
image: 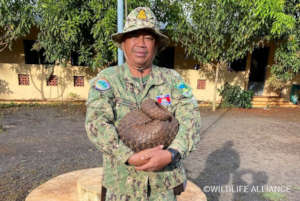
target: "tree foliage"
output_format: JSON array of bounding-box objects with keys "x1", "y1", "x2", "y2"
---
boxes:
[
  {"x1": 34, "y1": 0, "x2": 183, "y2": 69},
  {"x1": 171, "y1": 0, "x2": 296, "y2": 65},
  {"x1": 0, "y1": 0, "x2": 298, "y2": 100},
  {"x1": 36, "y1": 0, "x2": 100, "y2": 67},
  {"x1": 169, "y1": 0, "x2": 297, "y2": 110},
  {"x1": 268, "y1": 0, "x2": 299, "y2": 91},
  {"x1": 0, "y1": 0, "x2": 35, "y2": 52}
]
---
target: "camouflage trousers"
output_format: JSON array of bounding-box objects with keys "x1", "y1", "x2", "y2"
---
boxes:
[{"x1": 105, "y1": 187, "x2": 177, "y2": 201}]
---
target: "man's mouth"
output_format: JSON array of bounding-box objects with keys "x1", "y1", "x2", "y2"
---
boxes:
[{"x1": 134, "y1": 51, "x2": 147, "y2": 57}]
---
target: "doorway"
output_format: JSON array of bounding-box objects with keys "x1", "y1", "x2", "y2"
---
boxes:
[{"x1": 248, "y1": 47, "x2": 270, "y2": 96}]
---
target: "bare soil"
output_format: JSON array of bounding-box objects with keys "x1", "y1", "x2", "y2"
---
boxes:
[{"x1": 0, "y1": 105, "x2": 299, "y2": 201}]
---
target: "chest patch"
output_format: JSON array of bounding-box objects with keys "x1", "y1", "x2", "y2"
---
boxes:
[
  {"x1": 95, "y1": 79, "x2": 111, "y2": 91},
  {"x1": 156, "y1": 94, "x2": 171, "y2": 106}
]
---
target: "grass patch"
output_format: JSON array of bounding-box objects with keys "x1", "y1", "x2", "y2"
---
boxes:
[
  {"x1": 0, "y1": 102, "x2": 86, "y2": 118},
  {"x1": 261, "y1": 192, "x2": 286, "y2": 201},
  {"x1": 291, "y1": 186, "x2": 300, "y2": 191},
  {"x1": 0, "y1": 114, "x2": 3, "y2": 134},
  {"x1": 0, "y1": 102, "x2": 40, "y2": 108},
  {"x1": 0, "y1": 101, "x2": 85, "y2": 109},
  {"x1": 0, "y1": 102, "x2": 20, "y2": 109}
]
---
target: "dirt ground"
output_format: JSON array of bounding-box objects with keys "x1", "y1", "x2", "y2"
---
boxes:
[{"x1": 0, "y1": 104, "x2": 299, "y2": 201}]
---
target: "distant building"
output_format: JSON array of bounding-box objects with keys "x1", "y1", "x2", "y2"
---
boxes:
[
  {"x1": 1, "y1": 28, "x2": 299, "y2": 105},
  {"x1": 0, "y1": 28, "x2": 95, "y2": 102}
]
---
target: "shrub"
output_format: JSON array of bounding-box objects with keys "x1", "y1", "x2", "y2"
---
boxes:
[{"x1": 218, "y1": 83, "x2": 254, "y2": 108}]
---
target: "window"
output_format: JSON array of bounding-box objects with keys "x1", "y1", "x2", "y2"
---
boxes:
[
  {"x1": 23, "y1": 40, "x2": 53, "y2": 65},
  {"x1": 74, "y1": 76, "x2": 84, "y2": 87},
  {"x1": 18, "y1": 74, "x2": 30, "y2": 85},
  {"x1": 47, "y1": 75, "x2": 58, "y2": 86},
  {"x1": 230, "y1": 56, "x2": 247, "y2": 71},
  {"x1": 197, "y1": 79, "x2": 206, "y2": 90}
]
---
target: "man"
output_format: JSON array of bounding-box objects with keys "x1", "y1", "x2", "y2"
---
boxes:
[{"x1": 85, "y1": 7, "x2": 201, "y2": 201}]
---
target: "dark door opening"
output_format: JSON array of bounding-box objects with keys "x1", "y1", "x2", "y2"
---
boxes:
[
  {"x1": 248, "y1": 47, "x2": 269, "y2": 96},
  {"x1": 154, "y1": 47, "x2": 175, "y2": 69}
]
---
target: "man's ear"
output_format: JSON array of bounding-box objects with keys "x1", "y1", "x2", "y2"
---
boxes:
[{"x1": 121, "y1": 42, "x2": 128, "y2": 60}]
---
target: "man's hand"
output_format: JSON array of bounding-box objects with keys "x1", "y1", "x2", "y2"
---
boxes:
[
  {"x1": 127, "y1": 145, "x2": 164, "y2": 166},
  {"x1": 134, "y1": 149, "x2": 172, "y2": 171}
]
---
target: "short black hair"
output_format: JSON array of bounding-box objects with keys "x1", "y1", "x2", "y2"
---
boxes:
[{"x1": 121, "y1": 29, "x2": 159, "y2": 42}]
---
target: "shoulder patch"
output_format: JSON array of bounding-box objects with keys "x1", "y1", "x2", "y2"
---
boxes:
[
  {"x1": 176, "y1": 82, "x2": 193, "y2": 97},
  {"x1": 95, "y1": 79, "x2": 111, "y2": 91}
]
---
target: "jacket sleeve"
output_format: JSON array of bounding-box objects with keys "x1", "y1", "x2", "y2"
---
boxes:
[
  {"x1": 168, "y1": 75, "x2": 201, "y2": 160},
  {"x1": 85, "y1": 78, "x2": 134, "y2": 164}
]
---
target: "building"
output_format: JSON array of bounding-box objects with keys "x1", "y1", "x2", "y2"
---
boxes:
[
  {"x1": 0, "y1": 28, "x2": 94, "y2": 102},
  {"x1": 0, "y1": 28, "x2": 299, "y2": 106}
]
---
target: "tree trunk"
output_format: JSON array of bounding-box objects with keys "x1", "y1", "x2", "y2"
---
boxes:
[{"x1": 212, "y1": 63, "x2": 219, "y2": 111}]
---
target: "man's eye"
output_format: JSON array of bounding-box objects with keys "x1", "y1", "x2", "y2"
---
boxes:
[{"x1": 145, "y1": 36, "x2": 154, "y2": 40}]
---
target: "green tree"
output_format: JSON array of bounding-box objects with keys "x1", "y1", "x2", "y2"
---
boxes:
[
  {"x1": 170, "y1": 0, "x2": 295, "y2": 111},
  {"x1": 0, "y1": 0, "x2": 35, "y2": 52},
  {"x1": 2, "y1": 0, "x2": 297, "y2": 109},
  {"x1": 267, "y1": 0, "x2": 299, "y2": 93},
  {"x1": 0, "y1": 0, "x2": 183, "y2": 70},
  {"x1": 35, "y1": 0, "x2": 183, "y2": 69}
]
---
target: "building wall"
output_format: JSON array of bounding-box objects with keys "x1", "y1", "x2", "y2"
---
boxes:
[
  {"x1": 0, "y1": 63, "x2": 96, "y2": 101},
  {"x1": 173, "y1": 47, "x2": 251, "y2": 102},
  {"x1": 0, "y1": 27, "x2": 97, "y2": 101},
  {"x1": 173, "y1": 43, "x2": 299, "y2": 102},
  {"x1": 0, "y1": 27, "x2": 39, "y2": 64},
  {"x1": 262, "y1": 42, "x2": 278, "y2": 97},
  {"x1": 1, "y1": 29, "x2": 297, "y2": 102},
  {"x1": 263, "y1": 42, "x2": 300, "y2": 99}
]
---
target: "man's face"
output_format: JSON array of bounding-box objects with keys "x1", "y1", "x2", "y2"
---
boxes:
[{"x1": 121, "y1": 30, "x2": 157, "y2": 68}]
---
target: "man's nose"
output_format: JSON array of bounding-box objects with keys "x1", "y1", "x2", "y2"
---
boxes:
[{"x1": 136, "y1": 36, "x2": 146, "y2": 47}]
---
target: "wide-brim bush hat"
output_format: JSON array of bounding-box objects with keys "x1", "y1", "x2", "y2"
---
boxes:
[{"x1": 111, "y1": 7, "x2": 170, "y2": 51}]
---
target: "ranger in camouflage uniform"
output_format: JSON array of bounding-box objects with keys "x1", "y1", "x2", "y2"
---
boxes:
[{"x1": 85, "y1": 7, "x2": 201, "y2": 201}]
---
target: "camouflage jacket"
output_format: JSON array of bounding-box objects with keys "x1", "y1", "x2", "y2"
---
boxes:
[{"x1": 85, "y1": 63, "x2": 201, "y2": 198}]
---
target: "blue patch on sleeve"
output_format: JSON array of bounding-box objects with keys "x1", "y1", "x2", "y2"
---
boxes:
[
  {"x1": 178, "y1": 83, "x2": 187, "y2": 89},
  {"x1": 95, "y1": 79, "x2": 111, "y2": 91},
  {"x1": 176, "y1": 82, "x2": 193, "y2": 97}
]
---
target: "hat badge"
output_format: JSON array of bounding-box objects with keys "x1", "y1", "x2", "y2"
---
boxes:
[{"x1": 137, "y1": 9, "x2": 147, "y2": 20}]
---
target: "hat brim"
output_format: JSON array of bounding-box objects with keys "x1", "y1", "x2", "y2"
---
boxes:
[{"x1": 111, "y1": 28, "x2": 170, "y2": 51}]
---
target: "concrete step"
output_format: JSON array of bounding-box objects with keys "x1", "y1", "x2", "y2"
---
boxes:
[
  {"x1": 252, "y1": 101, "x2": 292, "y2": 105},
  {"x1": 252, "y1": 96, "x2": 287, "y2": 102},
  {"x1": 252, "y1": 104, "x2": 299, "y2": 108},
  {"x1": 251, "y1": 96, "x2": 299, "y2": 108}
]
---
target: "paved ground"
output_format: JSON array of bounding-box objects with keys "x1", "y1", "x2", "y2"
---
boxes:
[{"x1": 0, "y1": 104, "x2": 299, "y2": 201}]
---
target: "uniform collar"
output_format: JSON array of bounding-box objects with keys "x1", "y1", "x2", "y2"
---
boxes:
[{"x1": 121, "y1": 62, "x2": 164, "y2": 86}]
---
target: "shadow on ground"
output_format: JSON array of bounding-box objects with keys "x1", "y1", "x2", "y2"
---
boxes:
[{"x1": 192, "y1": 141, "x2": 268, "y2": 201}]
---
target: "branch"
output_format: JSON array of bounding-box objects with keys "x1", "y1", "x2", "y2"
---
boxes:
[{"x1": 0, "y1": 42, "x2": 8, "y2": 52}]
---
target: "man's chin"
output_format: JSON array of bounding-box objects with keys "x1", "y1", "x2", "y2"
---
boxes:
[{"x1": 133, "y1": 59, "x2": 149, "y2": 67}]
